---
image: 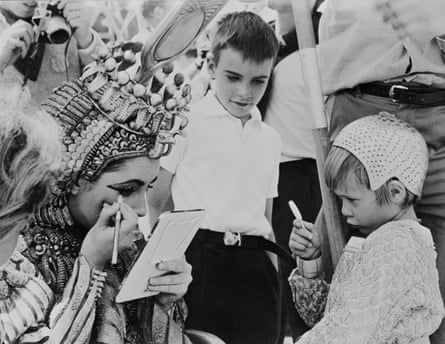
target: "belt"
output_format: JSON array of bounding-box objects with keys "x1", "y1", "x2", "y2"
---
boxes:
[
  {"x1": 358, "y1": 82, "x2": 445, "y2": 106},
  {"x1": 196, "y1": 229, "x2": 296, "y2": 267}
]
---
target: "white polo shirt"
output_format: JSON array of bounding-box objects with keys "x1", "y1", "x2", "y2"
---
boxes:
[{"x1": 161, "y1": 91, "x2": 281, "y2": 237}]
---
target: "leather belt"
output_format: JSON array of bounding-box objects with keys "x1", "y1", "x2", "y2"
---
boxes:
[
  {"x1": 196, "y1": 229, "x2": 296, "y2": 267},
  {"x1": 358, "y1": 82, "x2": 445, "y2": 106}
]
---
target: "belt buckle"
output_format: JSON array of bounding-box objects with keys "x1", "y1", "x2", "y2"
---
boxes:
[
  {"x1": 389, "y1": 85, "x2": 408, "y2": 103},
  {"x1": 224, "y1": 231, "x2": 242, "y2": 246}
]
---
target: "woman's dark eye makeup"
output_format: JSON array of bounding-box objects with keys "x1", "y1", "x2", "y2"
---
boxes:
[
  {"x1": 107, "y1": 180, "x2": 142, "y2": 196},
  {"x1": 107, "y1": 177, "x2": 157, "y2": 196}
]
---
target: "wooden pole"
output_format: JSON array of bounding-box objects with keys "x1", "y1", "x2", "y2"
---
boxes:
[{"x1": 291, "y1": 0, "x2": 346, "y2": 267}]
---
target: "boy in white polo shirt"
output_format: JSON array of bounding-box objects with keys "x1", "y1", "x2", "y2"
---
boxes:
[{"x1": 148, "y1": 11, "x2": 283, "y2": 344}]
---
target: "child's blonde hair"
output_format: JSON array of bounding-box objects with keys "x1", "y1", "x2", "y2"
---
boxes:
[
  {"x1": 325, "y1": 146, "x2": 416, "y2": 208},
  {"x1": 325, "y1": 112, "x2": 428, "y2": 208},
  {"x1": 0, "y1": 89, "x2": 62, "y2": 239}
]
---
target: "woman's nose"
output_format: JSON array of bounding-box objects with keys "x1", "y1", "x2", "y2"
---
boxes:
[{"x1": 126, "y1": 193, "x2": 147, "y2": 217}]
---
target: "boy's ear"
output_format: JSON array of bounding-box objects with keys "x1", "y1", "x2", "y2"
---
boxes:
[
  {"x1": 387, "y1": 179, "x2": 407, "y2": 205},
  {"x1": 207, "y1": 53, "x2": 216, "y2": 79}
]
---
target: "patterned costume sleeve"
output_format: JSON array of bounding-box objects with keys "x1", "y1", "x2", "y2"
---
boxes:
[
  {"x1": 146, "y1": 298, "x2": 189, "y2": 344},
  {"x1": 91, "y1": 259, "x2": 188, "y2": 344},
  {"x1": 296, "y1": 223, "x2": 445, "y2": 344},
  {"x1": 47, "y1": 255, "x2": 107, "y2": 344},
  {"x1": 288, "y1": 268, "x2": 329, "y2": 327}
]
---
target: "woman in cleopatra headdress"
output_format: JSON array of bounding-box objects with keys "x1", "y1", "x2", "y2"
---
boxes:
[{"x1": 3, "y1": 42, "x2": 200, "y2": 344}]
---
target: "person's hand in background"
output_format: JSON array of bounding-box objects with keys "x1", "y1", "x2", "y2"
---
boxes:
[
  {"x1": 58, "y1": 0, "x2": 94, "y2": 48},
  {"x1": 0, "y1": 20, "x2": 33, "y2": 71}
]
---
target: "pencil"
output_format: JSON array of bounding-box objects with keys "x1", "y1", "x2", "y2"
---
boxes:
[
  {"x1": 288, "y1": 200, "x2": 313, "y2": 239},
  {"x1": 288, "y1": 200, "x2": 303, "y2": 221},
  {"x1": 111, "y1": 195, "x2": 123, "y2": 265}
]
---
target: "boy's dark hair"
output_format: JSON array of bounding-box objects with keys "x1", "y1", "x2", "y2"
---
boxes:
[{"x1": 211, "y1": 11, "x2": 279, "y2": 65}]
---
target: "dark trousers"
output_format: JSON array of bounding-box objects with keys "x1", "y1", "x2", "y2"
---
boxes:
[
  {"x1": 272, "y1": 159, "x2": 322, "y2": 340},
  {"x1": 184, "y1": 235, "x2": 281, "y2": 344}
]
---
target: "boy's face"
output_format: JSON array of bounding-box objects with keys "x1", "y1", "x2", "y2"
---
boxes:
[
  {"x1": 0, "y1": 1, "x2": 37, "y2": 18},
  {"x1": 208, "y1": 47, "x2": 273, "y2": 124},
  {"x1": 334, "y1": 175, "x2": 396, "y2": 235}
]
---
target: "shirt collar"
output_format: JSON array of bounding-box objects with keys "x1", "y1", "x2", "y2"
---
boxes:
[{"x1": 202, "y1": 91, "x2": 262, "y2": 125}]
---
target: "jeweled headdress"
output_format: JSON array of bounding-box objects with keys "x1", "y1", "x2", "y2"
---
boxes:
[{"x1": 37, "y1": 41, "x2": 191, "y2": 228}]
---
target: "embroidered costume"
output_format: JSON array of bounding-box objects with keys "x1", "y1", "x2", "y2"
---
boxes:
[{"x1": 1, "y1": 41, "x2": 191, "y2": 344}]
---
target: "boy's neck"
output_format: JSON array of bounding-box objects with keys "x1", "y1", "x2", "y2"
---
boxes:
[
  {"x1": 390, "y1": 205, "x2": 418, "y2": 223},
  {"x1": 238, "y1": 113, "x2": 252, "y2": 127}
]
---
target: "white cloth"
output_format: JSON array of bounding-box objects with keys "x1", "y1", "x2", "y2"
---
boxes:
[
  {"x1": 264, "y1": 51, "x2": 317, "y2": 162},
  {"x1": 318, "y1": 0, "x2": 445, "y2": 94},
  {"x1": 161, "y1": 91, "x2": 281, "y2": 237}
]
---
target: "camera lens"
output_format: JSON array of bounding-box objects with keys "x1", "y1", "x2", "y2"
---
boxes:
[{"x1": 47, "y1": 16, "x2": 71, "y2": 44}]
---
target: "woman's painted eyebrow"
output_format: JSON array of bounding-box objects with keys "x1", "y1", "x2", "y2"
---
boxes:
[
  {"x1": 107, "y1": 179, "x2": 144, "y2": 188},
  {"x1": 107, "y1": 176, "x2": 158, "y2": 189}
]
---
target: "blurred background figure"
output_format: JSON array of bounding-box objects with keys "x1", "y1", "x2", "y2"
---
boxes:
[{"x1": 0, "y1": 0, "x2": 104, "y2": 107}]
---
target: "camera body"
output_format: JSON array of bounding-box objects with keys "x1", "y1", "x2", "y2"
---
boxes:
[{"x1": 32, "y1": 0, "x2": 71, "y2": 44}]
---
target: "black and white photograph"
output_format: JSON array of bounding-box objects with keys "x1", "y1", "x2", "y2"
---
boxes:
[{"x1": 0, "y1": 1, "x2": 444, "y2": 343}]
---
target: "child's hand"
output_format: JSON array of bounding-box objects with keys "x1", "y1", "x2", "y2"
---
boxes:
[
  {"x1": 149, "y1": 256, "x2": 193, "y2": 311},
  {"x1": 58, "y1": 0, "x2": 94, "y2": 48},
  {"x1": 289, "y1": 219, "x2": 321, "y2": 260},
  {"x1": 80, "y1": 201, "x2": 138, "y2": 270},
  {"x1": 0, "y1": 20, "x2": 33, "y2": 71}
]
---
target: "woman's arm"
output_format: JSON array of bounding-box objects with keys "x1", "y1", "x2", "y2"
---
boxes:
[{"x1": 47, "y1": 255, "x2": 107, "y2": 344}]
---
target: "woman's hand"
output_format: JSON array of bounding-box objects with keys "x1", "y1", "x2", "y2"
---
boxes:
[
  {"x1": 80, "y1": 201, "x2": 138, "y2": 270},
  {"x1": 57, "y1": 0, "x2": 94, "y2": 48},
  {"x1": 0, "y1": 20, "x2": 33, "y2": 71},
  {"x1": 149, "y1": 256, "x2": 193, "y2": 311},
  {"x1": 289, "y1": 219, "x2": 321, "y2": 260}
]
